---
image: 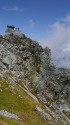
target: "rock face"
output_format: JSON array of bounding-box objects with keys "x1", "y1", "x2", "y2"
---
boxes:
[{"x1": 0, "y1": 26, "x2": 70, "y2": 125}]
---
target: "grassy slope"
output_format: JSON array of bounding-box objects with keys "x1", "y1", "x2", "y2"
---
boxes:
[{"x1": 0, "y1": 78, "x2": 51, "y2": 125}]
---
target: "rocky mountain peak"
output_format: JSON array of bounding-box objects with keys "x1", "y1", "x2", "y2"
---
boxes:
[
  {"x1": 4, "y1": 25, "x2": 23, "y2": 38},
  {"x1": 0, "y1": 26, "x2": 70, "y2": 125}
]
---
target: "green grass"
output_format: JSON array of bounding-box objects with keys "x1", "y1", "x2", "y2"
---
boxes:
[{"x1": 0, "y1": 78, "x2": 51, "y2": 125}]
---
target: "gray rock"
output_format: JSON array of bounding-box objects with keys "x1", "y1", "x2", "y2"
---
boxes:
[
  {"x1": 0, "y1": 110, "x2": 20, "y2": 120},
  {"x1": 35, "y1": 106, "x2": 53, "y2": 122},
  {"x1": 2, "y1": 55, "x2": 17, "y2": 69},
  {"x1": 19, "y1": 85, "x2": 39, "y2": 103},
  {"x1": 37, "y1": 94, "x2": 47, "y2": 103}
]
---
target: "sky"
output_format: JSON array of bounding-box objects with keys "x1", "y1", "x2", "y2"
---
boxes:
[{"x1": 0, "y1": 0, "x2": 70, "y2": 68}]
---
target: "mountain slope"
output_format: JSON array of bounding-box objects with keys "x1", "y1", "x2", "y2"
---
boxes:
[
  {"x1": 0, "y1": 27, "x2": 70, "y2": 125},
  {"x1": 0, "y1": 77, "x2": 51, "y2": 125}
]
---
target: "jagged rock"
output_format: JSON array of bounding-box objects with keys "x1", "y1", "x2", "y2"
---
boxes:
[
  {"x1": 44, "y1": 47, "x2": 51, "y2": 60},
  {"x1": 0, "y1": 26, "x2": 70, "y2": 125},
  {"x1": 2, "y1": 55, "x2": 17, "y2": 70},
  {"x1": 0, "y1": 61, "x2": 6, "y2": 68}
]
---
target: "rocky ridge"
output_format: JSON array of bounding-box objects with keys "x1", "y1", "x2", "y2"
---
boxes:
[{"x1": 0, "y1": 26, "x2": 70, "y2": 125}]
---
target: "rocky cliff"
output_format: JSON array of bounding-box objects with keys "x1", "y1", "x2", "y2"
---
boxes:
[{"x1": 0, "y1": 27, "x2": 70, "y2": 125}]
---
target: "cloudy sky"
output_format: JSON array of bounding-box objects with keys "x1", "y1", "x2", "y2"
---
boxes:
[{"x1": 0, "y1": 0, "x2": 70, "y2": 68}]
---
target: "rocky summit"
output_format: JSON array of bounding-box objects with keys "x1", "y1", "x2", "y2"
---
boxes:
[{"x1": 0, "y1": 26, "x2": 70, "y2": 125}]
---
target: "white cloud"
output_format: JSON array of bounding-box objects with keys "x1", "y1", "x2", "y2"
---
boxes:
[
  {"x1": 28, "y1": 20, "x2": 35, "y2": 28},
  {"x1": 56, "y1": 15, "x2": 70, "y2": 23},
  {"x1": 3, "y1": 6, "x2": 24, "y2": 12},
  {"x1": 40, "y1": 15, "x2": 70, "y2": 68},
  {"x1": 63, "y1": 15, "x2": 70, "y2": 22},
  {"x1": 64, "y1": 46, "x2": 70, "y2": 53}
]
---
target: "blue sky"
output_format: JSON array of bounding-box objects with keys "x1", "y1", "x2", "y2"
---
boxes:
[
  {"x1": 0, "y1": 0, "x2": 70, "y2": 67},
  {"x1": 0, "y1": 0, "x2": 70, "y2": 37}
]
